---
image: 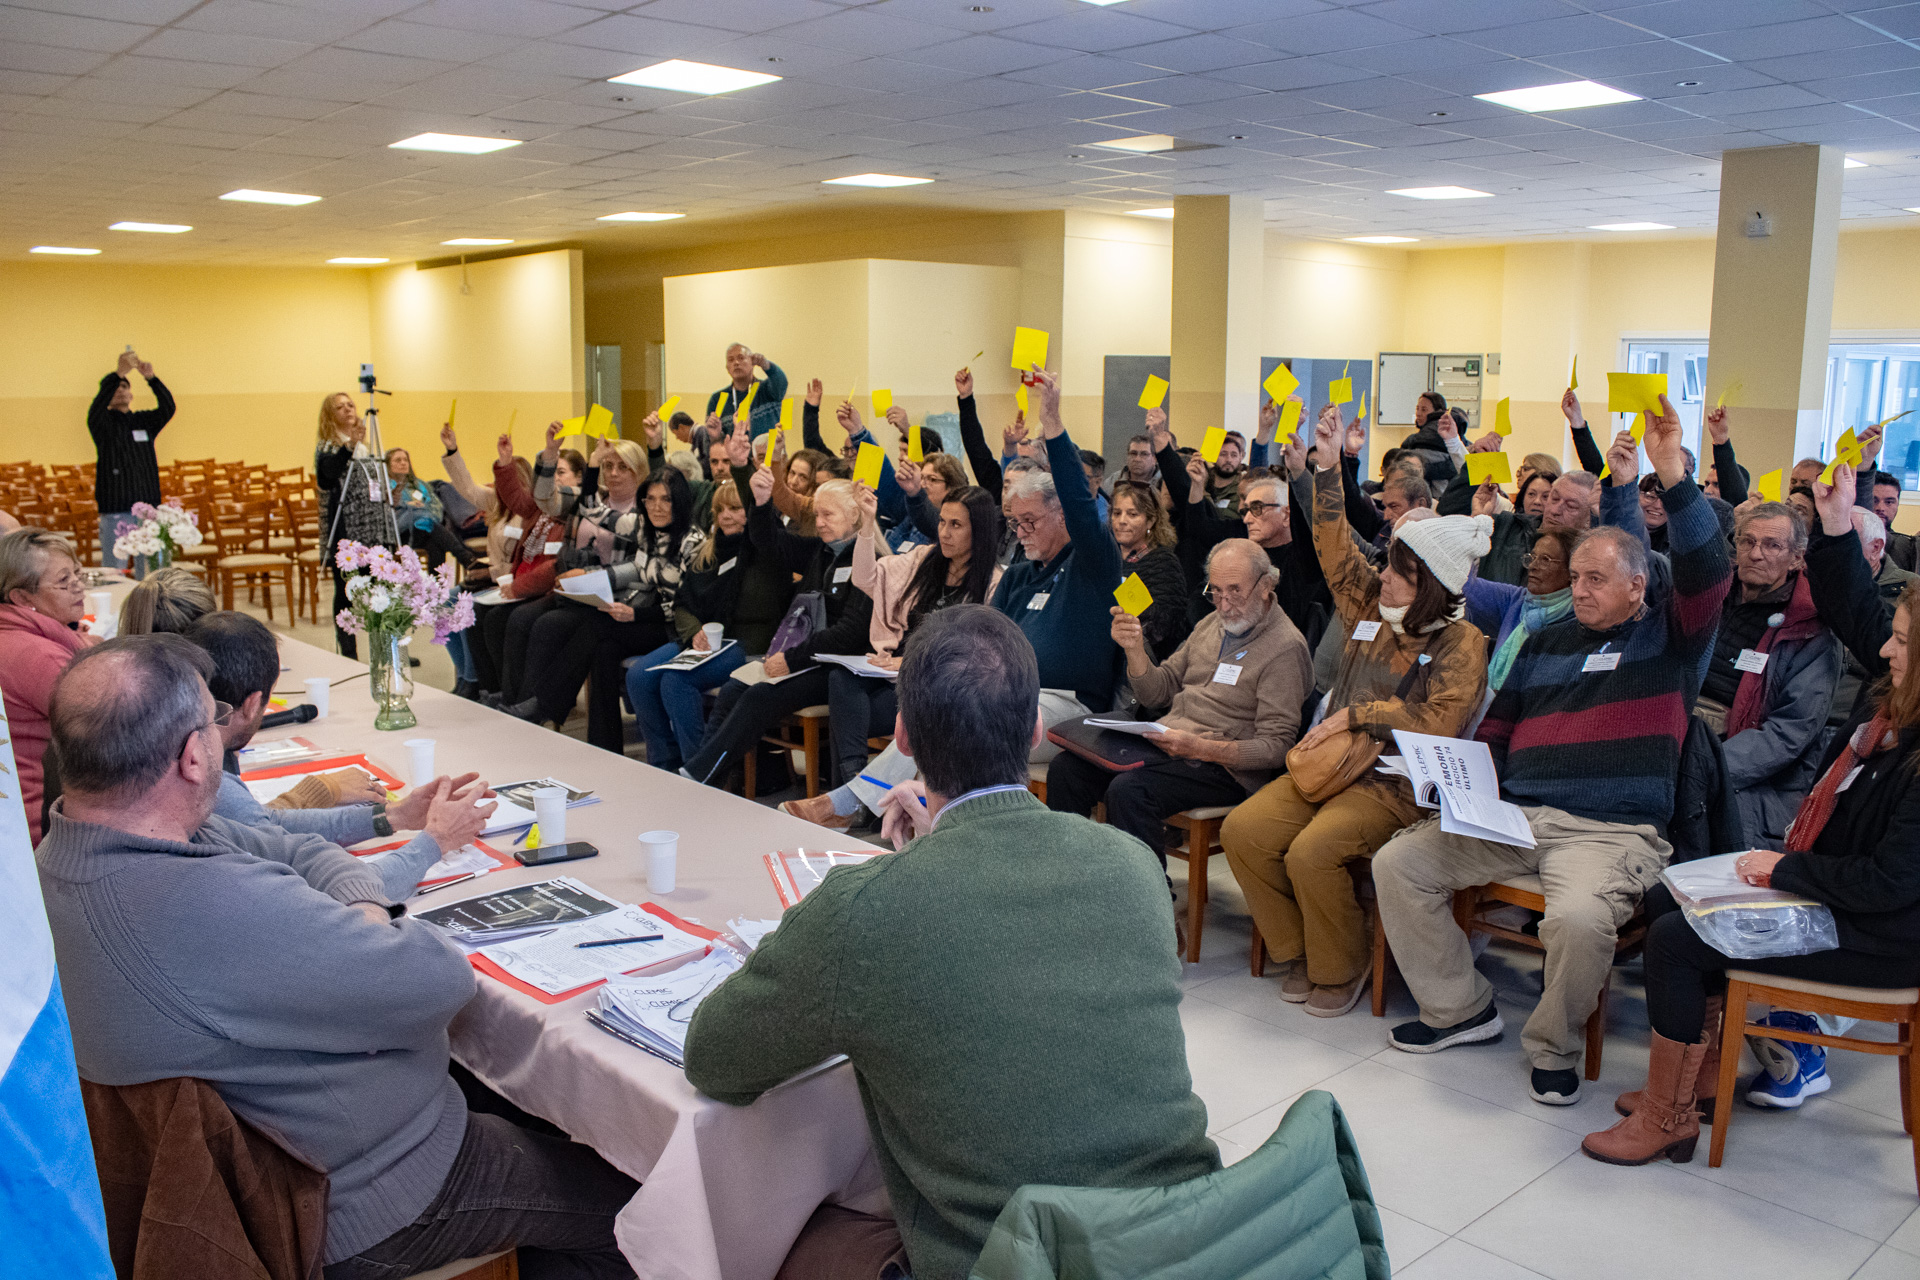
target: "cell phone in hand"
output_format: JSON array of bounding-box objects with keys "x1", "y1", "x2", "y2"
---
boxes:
[{"x1": 514, "y1": 841, "x2": 599, "y2": 867}]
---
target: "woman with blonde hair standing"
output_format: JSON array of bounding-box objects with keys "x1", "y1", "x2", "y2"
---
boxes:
[{"x1": 314, "y1": 391, "x2": 396, "y2": 658}]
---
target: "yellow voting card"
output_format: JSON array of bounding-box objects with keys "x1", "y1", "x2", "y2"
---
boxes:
[
  {"x1": 1015, "y1": 383, "x2": 1028, "y2": 414},
  {"x1": 507, "y1": 408, "x2": 518, "y2": 436},
  {"x1": 1466, "y1": 451, "x2": 1512, "y2": 486},
  {"x1": 1114, "y1": 573, "x2": 1153, "y2": 617},
  {"x1": 1607, "y1": 372, "x2": 1667, "y2": 416},
  {"x1": 871, "y1": 388, "x2": 892, "y2": 418},
  {"x1": 1329, "y1": 377, "x2": 1353, "y2": 405},
  {"x1": 1570, "y1": 355, "x2": 1578, "y2": 390},
  {"x1": 1138, "y1": 375, "x2": 1169, "y2": 409},
  {"x1": 1358, "y1": 390, "x2": 1369, "y2": 421},
  {"x1": 908, "y1": 425, "x2": 924, "y2": 462},
  {"x1": 1822, "y1": 429, "x2": 1863, "y2": 484},
  {"x1": 1011, "y1": 326, "x2": 1049, "y2": 372},
  {"x1": 1200, "y1": 426, "x2": 1228, "y2": 464},
  {"x1": 1715, "y1": 381, "x2": 1742, "y2": 411},
  {"x1": 1494, "y1": 397, "x2": 1513, "y2": 437},
  {"x1": 656, "y1": 395, "x2": 681, "y2": 421},
  {"x1": 853, "y1": 441, "x2": 884, "y2": 489},
  {"x1": 1753, "y1": 468, "x2": 1784, "y2": 502},
  {"x1": 735, "y1": 382, "x2": 760, "y2": 425},
  {"x1": 447, "y1": 398, "x2": 456, "y2": 427},
  {"x1": 559, "y1": 414, "x2": 585, "y2": 436},
  {"x1": 1263, "y1": 363, "x2": 1299, "y2": 403},
  {"x1": 1278, "y1": 398, "x2": 1301, "y2": 438},
  {"x1": 585, "y1": 403, "x2": 616, "y2": 439}
]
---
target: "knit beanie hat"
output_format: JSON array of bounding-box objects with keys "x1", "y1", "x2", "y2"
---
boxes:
[{"x1": 1394, "y1": 514, "x2": 1493, "y2": 593}]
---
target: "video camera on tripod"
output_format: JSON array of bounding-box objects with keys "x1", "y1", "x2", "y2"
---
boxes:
[{"x1": 327, "y1": 363, "x2": 401, "y2": 553}]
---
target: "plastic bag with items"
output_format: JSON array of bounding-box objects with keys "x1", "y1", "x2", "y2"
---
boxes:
[{"x1": 1661, "y1": 852, "x2": 1840, "y2": 960}]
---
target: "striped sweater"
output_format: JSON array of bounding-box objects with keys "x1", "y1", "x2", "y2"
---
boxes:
[{"x1": 1476, "y1": 480, "x2": 1731, "y2": 832}]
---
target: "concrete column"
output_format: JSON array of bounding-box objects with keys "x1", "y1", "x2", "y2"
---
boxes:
[
  {"x1": 1705, "y1": 144, "x2": 1843, "y2": 470},
  {"x1": 1169, "y1": 194, "x2": 1264, "y2": 442}
]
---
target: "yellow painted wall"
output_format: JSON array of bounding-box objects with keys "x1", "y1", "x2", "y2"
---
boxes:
[{"x1": 0, "y1": 260, "x2": 372, "y2": 471}]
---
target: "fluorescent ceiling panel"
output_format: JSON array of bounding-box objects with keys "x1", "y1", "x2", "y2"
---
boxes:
[
  {"x1": 441, "y1": 237, "x2": 514, "y2": 245},
  {"x1": 1475, "y1": 81, "x2": 1642, "y2": 112},
  {"x1": 328, "y1": 257, "x2": 388, "y2": 264},
  {"x1": 31, "y1": 245, "x2": 100, "y2": 254},
  {"x1": 1127, "y1": 207, "x2": 1175, "y2": 218},
  {"x1": 1589, "y1": 221, "x2": 1674, "y2": 231},
  {"x1": 390, "y1": 133, "x2": 521, "y2": 154},
  {"x1": 1387, "y1": 186, "x2": 1492, "y2": 200},
  {"x1": 609, "y1": 60, "x2": 780, "y2": 95},
  {"x1": 1347, "y1": 235, "x2": 1417, "y2": 243},
  {"x1": 221, "y1": 189, "x2": 321, "y2": 205},
  {"x1": 110, "y1": 221, "x2": 191, "y2": 232},
  {"x1": 1095, "y1": 134, "x2": 1176, "y2": 153},
  {"x1": 596, "y1": 211, "x2": 685, "y2": 222},
  {"x1": 823, "y1": 174, "x2": 932, "y2": 187}
]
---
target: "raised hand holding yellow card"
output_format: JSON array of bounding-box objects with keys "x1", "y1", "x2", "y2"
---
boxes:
[
  {"x1": 871, "y1": 388, "x2": 892, "y2": 418},
  {"x1": 1753, "y1": 468, "x2": 1783, "y2": 502},
  {"x1": 1493, "y1": 397, "x2": 1513, "y2": 437},
  {"x1": 853, "y1": 441, "x2": 885, "y2": 489},
  {"x1": 1569, "y1": 355, "x2": 1577, "y2": 390},
  {"x1": 908, "y1": 425, "x2": 924, "y2": 462},
  {"x1": 1278, "y1": 398, "x2": 1301, "y2": 437},
  {"x1": 447, "y1": 398, "x2": 457, "y2": 427},
  {"x1": 1015, "y1": 383, "x2": 1028, "y2": 414},
  {"x1": 1010, "y1": 326, "x2": 1049, "y2": 373},
  {"x1": 585, "y1": 402, "x2": 616, "y2": 439},
  {"x1": 1606, "y1": 372, "x2": 1666, "y2": 415},
  {"x1": 559, "y1": 414, "x2": 586, "y2": 436},
  {"x1": 1114, "y1": 573, "x2": 1153, "y2": 617},
  {"x1": 1138, "y1": 375, "x2": 1169, "y2": 409},
  {"x1": 735, "y1": 382, "x2": 760, "y2": 426},
  {"x1": 1329, "y1": 362, "x2": 1353, "y2": 405},
  {"x1": 1200, "y1": 426, "x2": 1228, "y2": 464},
  {"x1": 1822, "y1": 428, "x2": 1863, "y2": 484},
  {"x1": 1466, "y1": 451, "x2": 1512, "y2": 485},
  {"x1": 657, "y1": 394, "x2": 681, "y2": 420},
  {"x1": 1262, "y1": 363, "x2": 1299, "y2": 403}
]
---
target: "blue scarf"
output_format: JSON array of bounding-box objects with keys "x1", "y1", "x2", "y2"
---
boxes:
[{"x1": 1489, "y1": 587, "x2": 1574, "y2": 691}]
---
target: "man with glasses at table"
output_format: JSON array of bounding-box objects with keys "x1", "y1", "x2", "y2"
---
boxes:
[
  {"x1": 1693, "y1": 501, "x2": 1842, "y2": 848},
  {"x1": 35, "y1": 635, "x2": 640, "y2": 1280}
]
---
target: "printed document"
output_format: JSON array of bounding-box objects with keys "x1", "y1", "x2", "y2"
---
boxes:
[
  {"x1": 558, "y1": 569, "x2": 614, "y2": 604},
  {"x1": 1387, "y1": 731, "x2": 1536, "y2": 848}
]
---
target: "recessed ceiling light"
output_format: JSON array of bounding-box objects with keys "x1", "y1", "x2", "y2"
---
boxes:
[
  {"x1": 1844, "y1": 157, "x2": 1868, "y2": 168},
  {"x1": 609, "y1": 59, "x2": 781, "y2": 95},
  {"x1": 823, "y1": 173, "x2": 932, "y2": 187},
  {"x1": 327, "y1": 257, "x2": 389, "y2": 265},
  {"x1": 1589, "y1": 221, "x2": 1674, "y2": 231},
  {"x1": 1128, "y1": 207, "x2": 1175, "y2": 219},
  {"x1": 596, "y1": 211, "x2": 685, "y2": 222},
  {"x1": 221, "y1": 189, "x2": 321, "y2": 205},
  {"x1": 1906, "y1": 207, "x2": 1920, "y2": 214},
  {"x1": 1095, "y1": 134, "x2": 1176, "y2": 153},
  {"x1": 1077, "y1": 0, "x2": 1128, "y2": 5},
  {"x1": 1387, "y1": 186, "x2": 1493, "y2": 200},
  {"x1": 110, "y1": 221, "x2": 191, "y2": 233},
  {"x1": 1676, "y1": 80, "x2": 1701, "y2": 88},
  {"x1": 31, "y1": 245, "x2": 100, "y2": 254},
  {"x1": 1475, "y1": 80, "x2": 1642, "y2": 112},
  {"x1": 390, "y1": 133, "x2": 522, "y2": 155},
  {"x1": 441, "y1": 238, "x2": 514, "y2": 246},
  {"x1": 1346, "y1": 235, "x2": 1418, "y2": 244}
]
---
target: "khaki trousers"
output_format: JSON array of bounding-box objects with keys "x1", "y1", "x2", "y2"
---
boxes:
[
  {"x1": 1371, "y1": 805, "x2": 1670, "y2": 1071},
  {"x1": 1221, "y1": 775, "x2": 1424, "y2": 987}
]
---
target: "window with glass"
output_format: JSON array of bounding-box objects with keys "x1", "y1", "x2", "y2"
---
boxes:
[
  {"x1": 1623, "y1": 342, "x2": 1707, "y2": 458},
  {"x1": 1823, "y1": 345, "x2": 1920, "y2": 496}
]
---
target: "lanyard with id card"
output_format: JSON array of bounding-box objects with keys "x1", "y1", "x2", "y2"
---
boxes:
[{"x1": 1583, "y1": 650, "x2": 1621, "y2": 673}]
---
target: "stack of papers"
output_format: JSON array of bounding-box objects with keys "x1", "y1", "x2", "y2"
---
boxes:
[
  {"x1": 1663, "y1": 853, "x2": 1822, "y2": 910},
  {"x1": 416, "y1": 877, "x2": 619, "y2": 946},
  {"x1": 1085, "y1": 719, "x2": 1167, "y2": 736},
  {"x1": 235, "y1": 737, "x2": 324, "y2": 769},
  {"x1": 812, "y1": 653, "x2": 900, "y2": 680},
  {"x1": 649, "y1": 640, "x2": 737, "y2": 672},
  {"x1": 592, "y1": 949, "x2": 743, "y2": 1066},
  {"x1": 727, "y1": 917, "x2": 780, "y2": 951},
  {"x1": 557, "y1": 569, "x2": 614, "y2": 604},
  {"x1": 1385, "y1": 731, "x2": 1536, "y2": 849},
  {"x1": 476, "y1": 904, "x2": 709, "y2": 996},
  {"x1": 479, "y1": 777, "x2": 599, "y2": 837},
  {"x1": 764, "y1": 848, "x2": 883, "y2": 910}
]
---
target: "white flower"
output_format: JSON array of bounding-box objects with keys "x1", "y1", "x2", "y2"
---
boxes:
[{"x1": 366, "y1": 587, "x2": 392, "y2": 613}]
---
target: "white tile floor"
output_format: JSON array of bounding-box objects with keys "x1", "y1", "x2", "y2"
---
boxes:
[{"x1": 1176, "y1": 860, "x2": 1920, "y2": 1280}]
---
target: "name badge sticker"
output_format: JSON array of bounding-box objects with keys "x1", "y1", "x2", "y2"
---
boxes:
[
  {"x1": 543, "y1": 541, "x2": 564, "y2": 556},
  {"x1": 131, "y1": 429, "x2": 150, "y2": 443},
  {"x1": 1352, "y1": 620, "x2": 1382, "y2": 642},
  {"x1": 1734, "y1": 649, "x2": 1770, "y2": 674},
  {"x1": 1027, "y1": 591, "x2": 1050, "y2": 611},
  {"x1": 1839, "y1": 763, "x2": 1866, "y2": 793},
  {"x1": 833, "y1": 566, "x2": 852, "y2": 584},
  {"x1": 1582, "y1": 652, "x2": 1621, "y2": 673},
  {"x1": 718, "y1": 557, "x2": 738, "y2": 575},
  {"x1": 1213, "y1": 662, "x2": 1243, "y2": 686}
]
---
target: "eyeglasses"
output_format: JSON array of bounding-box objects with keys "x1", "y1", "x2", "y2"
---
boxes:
[
  {"x1": 1734, "y1": 536, "x2": 1793, "y2": 557},
  {"x1": 1203, "y1": 581, "x2": 1258, "y2": 604},
  {"x1": 1520, "y1": 551, "x2": 1561, "y2": 568},
  {"x1": 1011, "y1": 513, "x2": 1055, "y2": 535},
  {"x1": 181, "y1": 699, "x2": 235, "y2": 755},
  {"x1": 1242, "y1": 500, "x2": 1282, "y2": 519}
]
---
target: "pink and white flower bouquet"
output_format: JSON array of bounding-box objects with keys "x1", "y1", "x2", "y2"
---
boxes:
[
  {"x1": 112, "y1": 499, "x2": 203, "y2": 563},
  {"x1": 333, "y1": 540, "x2": 475, "y2": 643}
]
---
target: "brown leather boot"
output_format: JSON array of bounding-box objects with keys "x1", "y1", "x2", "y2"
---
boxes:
[
  {"x1": 1583, "y1": 1030, "x2": 1707, "y2": 1165},
  {"x1": 779, "y1": 794, "x2": 853, "y2": 830},
  {"x1": 1616, "y1": 994, "x2": 1723, "y2": 1121}
]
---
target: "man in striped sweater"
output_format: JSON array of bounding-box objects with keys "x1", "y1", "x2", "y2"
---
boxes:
[{"x1": 1372, "y1": 396, "x2": 1731, "y2": 1108}]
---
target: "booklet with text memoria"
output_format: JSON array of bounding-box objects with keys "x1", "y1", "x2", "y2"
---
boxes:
[
  {"x1": 648, "y1": 639, "x2": 738, "y2": 672},
  {"x1": 416, "y1": 877, "x2": 620, "y2": 945},
  {"x1": 1385, "y1": 731, "x2": 1536, "y2": 849}
]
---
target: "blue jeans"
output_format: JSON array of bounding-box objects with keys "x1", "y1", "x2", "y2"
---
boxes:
[
  {"x1": 626, "y1": 641, "x2": 749, "y2": 772},
  {"x1": 444, "y1": 629, "x2": 477, "y2": 683}
]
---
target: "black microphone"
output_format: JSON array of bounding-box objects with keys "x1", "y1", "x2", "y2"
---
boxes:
[{"x1": 260, "y1": 704, "x2": 319, "y2": 730}]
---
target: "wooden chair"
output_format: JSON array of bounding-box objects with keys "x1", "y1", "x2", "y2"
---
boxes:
[
  {"x1": 286, "y1": 496, "x2": 323, "y2": 624},
  {"x1": 745, "y1": 705, "x2": 833, "y2": 799},
  {"x1": 212, "y1": 501, "x2": 295, "y2": 620},
  {"x1": 1026, "y1": 759, "x2": 1049, "y2": 803},
  {"x1": 410, "y1": 1251, "x2": 520, "y2": 1280},
  {"x1": 1165, "y1": 806, "x2": 1235, "y2": 964},
  {"x1": 1451, "y1": 876, "x2": 1648, "y2": 1081},
  {"x1": 66, "y1": 498, "x2": 103, "y2": 565},
  {"x1": 1250, "y1": 862, "x2": 1400, "y2": 1017},
  {"x1": 1710, "y1": 972, "x2": 1920, "y2": 1193}
]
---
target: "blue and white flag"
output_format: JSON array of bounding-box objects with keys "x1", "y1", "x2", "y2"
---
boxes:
[{"x1": 0, "y1": 685, "x2": 112, "y2": 1276}]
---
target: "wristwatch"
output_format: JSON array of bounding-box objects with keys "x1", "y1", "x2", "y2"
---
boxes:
[{"x1": 371, "y1": 811, "x2": 395, "y2": 838}]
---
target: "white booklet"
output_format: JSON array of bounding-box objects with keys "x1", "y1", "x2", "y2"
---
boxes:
[
  {"x1": 1386, "y1": 730, "x2": 1536, "y2": 849},
  {"x1": 593, "y1": 948, "x2": 744, "y2": 1065},
  {"x1": 476, "y1": 903, "x2": 710, "y2": 995},
  {"x1": 1085, "y1": 718, "x2": 1167, "y2": 736},
  {"x1": 557, "y1": 569, "x2": 614, "y2": 604},
  {"x1": 1662, "y1": 852, "x2": 1823, "y2": 910},
  {"x1": 811, "y1": 652, "x2": 900, "y2": 680},
  {"x1": 649, "y1": 639, "x2": 738, "y2": 672}
]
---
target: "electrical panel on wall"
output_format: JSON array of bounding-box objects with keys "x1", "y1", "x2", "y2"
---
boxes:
[
  {"x1": 1377, "y1": 353, "x2": 1483, "y2": 430},
  {"x1": 1432, "y1": 355, "x2": 1483, "y2": 431}
]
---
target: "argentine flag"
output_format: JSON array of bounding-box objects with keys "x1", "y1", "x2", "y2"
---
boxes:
[{"x1": 0, "y1": 687, "x2": 112, "y2": 1276}]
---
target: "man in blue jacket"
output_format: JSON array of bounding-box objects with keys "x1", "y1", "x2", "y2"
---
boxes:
[{"x1": 703, "y1": 342, "x2": 788, "y2": 439}]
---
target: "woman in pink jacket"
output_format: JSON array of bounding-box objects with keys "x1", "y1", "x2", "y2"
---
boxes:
[{"x1": 0, "y1": 528, "x2": 100, "y2": 843}]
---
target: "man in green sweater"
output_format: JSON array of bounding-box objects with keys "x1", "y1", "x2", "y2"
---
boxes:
[{"x1": 684, "y1": 605, "x2": 1220, "y2": 1280}]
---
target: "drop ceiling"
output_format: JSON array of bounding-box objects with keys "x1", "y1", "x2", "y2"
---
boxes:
[{"x1": 5, "y1": 0, "x2": 1920, "y2": 265}]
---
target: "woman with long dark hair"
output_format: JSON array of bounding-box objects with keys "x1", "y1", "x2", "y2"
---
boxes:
[
  {"x1": 783, "y1": 484, "x2": 1004, "y2": 828},
  {"x1": 1109, "y1": 479, "x2": 1189, "y2": 658}
]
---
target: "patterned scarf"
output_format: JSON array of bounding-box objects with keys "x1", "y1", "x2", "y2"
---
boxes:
[
  {"x1": 1489, "y1": 587, "x2": 1574, "y2": 691},
  {"x1": 1785, "y1": 712, "x2": 1895, "y2": 853}
]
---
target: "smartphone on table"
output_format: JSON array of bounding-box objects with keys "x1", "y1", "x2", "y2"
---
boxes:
[{"x1": 514, "y1": 841, "x2": 599, "y2": 867}]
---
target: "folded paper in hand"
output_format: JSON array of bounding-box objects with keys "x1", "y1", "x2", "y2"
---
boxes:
[
  {"x1": 558, "y1": 569, "x2": 613, "y2": 605},
  {"x1": 1385, "y1": 731, "x2": 1535, "y2": 848},
  {"x1": 811, "y1": 652, "x2": 899, "y2": 680},
  {"x1": 1085, "y1": 718, "x2": 1167, "y2": 736}
]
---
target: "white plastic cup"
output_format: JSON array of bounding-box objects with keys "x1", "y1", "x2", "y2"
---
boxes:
[
  {"x1": 86, "y1": 591, "x2": 114, "y2": 630},
  {"x1": 640, "y1": 830, "x2": 679, "y2": 894},
  {"x1": 701, "y1": 622, "x2": 724, "y2": 651},
  {"x1": 404, "y1": 738, "x2": 436, "y2": 787},
  {"x1": 304, "y1": 677, "x2": 331, "y2": 718},
  {"x1": 532, "y1": 786, "x2": 568, "y2": 847}
]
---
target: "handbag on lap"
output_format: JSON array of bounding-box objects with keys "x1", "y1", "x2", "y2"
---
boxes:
[
  {"x1": 1286, "y1": 656, "x2": 1430, "y2": 804},
  {"x1": 1046, "y1": 716, "x2": 1169, "y2": 773}
]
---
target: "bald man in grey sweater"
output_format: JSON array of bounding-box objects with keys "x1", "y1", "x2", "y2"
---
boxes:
[{"x1": 35, "y1": 636, "x2": 638, "y2": 1278}]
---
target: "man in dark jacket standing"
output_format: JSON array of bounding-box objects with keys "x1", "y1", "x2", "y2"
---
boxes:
[{"x1": 88, "y1": 348, "x2": 175, "y2": 571}]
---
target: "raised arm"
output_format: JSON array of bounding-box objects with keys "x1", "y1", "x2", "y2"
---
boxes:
[
  {"x1": 1307, "y1": 408, "x2": 1383, "y2": 623},
  {"x1": 438, "y1": 425, "x2": 496, "y2": 517},
  {"x1": 1563, "y1": 388, "x2": 1605, "y2": 476},
  {"x1": 954, "y1": 367, "x2": 1002, "y2": 498},
  {"x1": 1033, "y1": 370, "x2": 1123, "y2": 587},
  {"x1": 1705, "y1": 407, "x2": 1748, "y2": 505},
  {"x1": 1598, "y1": 429, "x2": 1650, "y2": 552},
  {"x1": 1808, "y1": 464, "x2": 1893, "y2": 678}
]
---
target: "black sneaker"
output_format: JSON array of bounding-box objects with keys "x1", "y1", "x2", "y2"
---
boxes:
[
  {"x1": 1530, "y1": 1067, "x2": 1581, "y2": 1106},
  {"x1": 1389, "y1": 1003, "x2": 1504, "y2": 1054}
]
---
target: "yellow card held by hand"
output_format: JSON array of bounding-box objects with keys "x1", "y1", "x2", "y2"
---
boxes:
[
  {"x1": 1015, "y1": 383, "x2": 1028, "y2": 414},
  {"x1": 447, "y1": 398, "x2": 457, "y2": 427},
  {"x1": 1139, "y1": 375, "x2": 1169, "y2": 409},
  {"x1": 1570, "y1": 355, "x2": 1578, "y2": 390},
  {"x1": 853, "y1": 441, "x2": 885, "y2": 489},
  {"x1": 1329, "y1": 377, "x2": 1353, "y2": 406},
  {"x1": 1263, "y1": 363, "x2": 1299, "y2": 403},
  {"x1": 1359, "y1": 390, "x2": 1369, "y2": 420},
  {"x1": 1753, "y1": 468, "x2": 1783, "y2": 502},
  {"x1": 1200, "y1": 426, "x2": 1228, "y2": 464},
  {"x1": 1494, "y1": 397, "x2": 1513, "y2": 437},
  {"x1": 585, "y1": 403, "x2": 616, "y2": 439},
  {"x1": 1607, "y1": 372, "x2": 1667, "y2": 416},
  {"x1": 1466, "y1": 451, "x2": 1512, "y2": 486},
  {"x1": 908, "y1": 425, "x2": 924, "y2": 462},
  {"x1": 871, "y1": 388, "x2": 892, "y2": 418},
  {"x1": 1278, "y1": 399, "x2": 1301, "y2": 436},
  {"x1": 559, "y1": 414, "x2": 586, "y2": 436},
  {"x1": 1011, "y1": 326, "x2": 1049, "y2": 373},
  {"x1": 1822, "y1": 429, "x2": 1863, "y2": 484},
  {"x1": 779, "y1": 397, "x2": 794, "y2": 432},
  {"x1": 657, "y1": 395, "x2": 681, "y2": 421},
  {"x1": 1114, "y1": 573, "x2": 1153, "y2": 618}
]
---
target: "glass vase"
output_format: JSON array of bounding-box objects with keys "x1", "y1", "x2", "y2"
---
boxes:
[{"x1": 367, "y1": 625, "x2": 417, "y2": 730}]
